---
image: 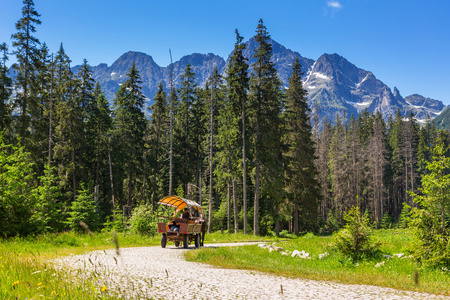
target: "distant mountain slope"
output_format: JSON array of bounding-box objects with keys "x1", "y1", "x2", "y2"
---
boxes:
[
  {"x1": 433, "y1": 106, "x2": 450, "y2": 130},
  {"x1": 77, "y1": 38, "x2": 445, "y2": 122}
]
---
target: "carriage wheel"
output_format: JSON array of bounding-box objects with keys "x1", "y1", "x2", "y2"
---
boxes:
[
  {"x1": 161, "y1": 233, "x2": 167, "y2": 248},
  {"x1": 195, "y1": 233, "x2": 200, "y2": 248},
  {"x1": 183, "y1": 234, "x2": 189, "y2": 249}
]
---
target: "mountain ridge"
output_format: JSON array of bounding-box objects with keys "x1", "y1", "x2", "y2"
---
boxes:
[{"x1": 78, "y1": 38, "x2": 445, "y2": 123}]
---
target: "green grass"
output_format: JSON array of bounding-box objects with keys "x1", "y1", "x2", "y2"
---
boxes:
[
  {"x1": 0, "y1": 231, "x2": 161, "y2": 299},
  {"x1": 185, "y1": 229, "x2": 450, "y2": 296},
  {"x1": 0, "y1": 230, "x2": 274, "y2": 299}
]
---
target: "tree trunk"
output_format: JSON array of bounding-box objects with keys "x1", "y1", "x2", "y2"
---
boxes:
[
  {"x1": 242, "y1": 96, "x2": 247, "y2": 235},
  {"x1": 168, "y1": 49, "x2": 174, "y2": 195},
  {"x1": 227, "y1": 183, "x2": 231, "y2": 232},
  {"x1": 48, "y1": 54, "x2": 54, "y2": 166},
  {"x1": 294, "y1": 201, "x2": 299, "y2": 236},
  {"x1": 107, "y1": 136, "x2": 115, "y2": 209},
  {"x1": 254, "y1": 151, "x2": 260, "y2": 235},
  {"x1": 233, "y1": 178, "x2": 239, "y2": 233}
]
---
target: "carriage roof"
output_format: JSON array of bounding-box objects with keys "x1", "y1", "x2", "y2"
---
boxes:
[{"x1": 157, "y1": 195, "x2": 203, "y2": 216}]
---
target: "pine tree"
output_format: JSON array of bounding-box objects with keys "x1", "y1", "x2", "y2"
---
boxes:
[
  {"x1": 0, "y1": 134, "x2": 39, "y2": 236},
  {"x1": 52, "y1": 44, "x2": 83, "y2": 204},
  {"x1": 112, "y1": 62, "x2": 146, "y2": 213},
  {"x1": 249, "y1": 19, "x2": 284, "y2": 235},
  {"x1": 11, "y1": 0, "x2": 41, "y2": 142},
  {"x1": 30, "y1": 43, "x2": 52, "y2": 173},
  {"x1": 0, "y1": 43, "x2": 12, "y2": 137},
  {"x1": 174, "y1": 64, "x2": 197, "y2": 193},
  {"x1": 409, "y1": 135, "x2": 450, "y2": 267},
  {"x1": 368, "y1": 112, "x2": 388, "y2": 224},
  {"x1": 35, "y1": 164, "x2": 63, "y2": 232},
  {"x1": 316, "y1": 119, "x2": 332, "y2": 222},
  {"x1": 388, "y1": 109, "x2": 405, "y2": 219},
  {"x1": 205, "y1": 67, "x2": 225, "y2": 232},
  {"x1": 283, "y1": 58, "x2": 320, "y2": 233},
  {"x1": 88, "y1": 82, "x2": 112, "y2": 209},
  {"x1": 78, "y1": 60, "x2": 98, "y2": 186},
  {"x1": 225, "y1": 29, "x2": 250, "y2": 233},
  {"x1": 148, "y1": 81, "x2": 169, "y2": 205}
]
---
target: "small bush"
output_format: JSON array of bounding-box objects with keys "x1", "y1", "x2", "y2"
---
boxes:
[
  {"x1": 129, "y1": 205, "x2": 157, "y2": 235},
  {"x1": 102, "y1": 206, "x2": 127, "y2": 232},
  {"x1": 323, "y1": 209, "x2": 342, "y2": 232},
  {"x1": 379, "y1": 212, "x2": 395, "y2": 229},
  {"x1": 66, "y1": 183, "x2": 101, "y2": 233},
  {"x1": 331, "y1": 206, "x2": 380, "y2": 261},
  {"x1": 397, "y1": 204, "x2": 411, "y2": 229}
]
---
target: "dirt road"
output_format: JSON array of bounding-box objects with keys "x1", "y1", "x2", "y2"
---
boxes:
[{"x1": 55, "y1": 243, "x2": 449, "y2": 299}]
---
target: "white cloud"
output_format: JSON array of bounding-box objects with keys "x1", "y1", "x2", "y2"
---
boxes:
[{"x1": 327, "y1": 1, "x2": 342, "y2": 9}]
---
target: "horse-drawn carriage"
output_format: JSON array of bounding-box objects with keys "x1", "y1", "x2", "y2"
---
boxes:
[{"x1": 157, "y1": 195, "x2": 206, "y2": 249}]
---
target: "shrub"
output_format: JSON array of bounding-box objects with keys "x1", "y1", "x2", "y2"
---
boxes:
[
  {"x1": 102, "y1": 205, "x2": 127, "y2": 232},
  {"x1": 379, "y1": 212, "x2": 395, "y2": 229},
  {"x1": 397, "y1": 204, "x2": 411, "y2": 229},
  {"x1": 331, "y1": 206, "x2": 380, "y2": 261},
  {"x1": 129, "y1": 205, "x2": 157, "y2": 235},
  {"x1": 66, "y1": 183, "x2": 101, "y2": 233}
]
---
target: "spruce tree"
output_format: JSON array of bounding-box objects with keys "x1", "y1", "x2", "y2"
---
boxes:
[
  {"x1": 283, "y1": 58, "x2": 320, "y2": 233},
  {"x1": 11, "y1": 0, "x2": 41, "y2": 142},
  {"x1": 225, "y1": 29, "x2": 250, "y2": 233},
  {"x1": 148, "y1": 81, "x2": 169, "y2": 205},
  {"x1": 88, "y1": 82, "x2": 112, "y2": 209},
  {"x1": 52, "y1": 44, "x2": 83, "y2": 204},
  {"x1": 368, "y1": 112, "x2": 388, "y2": 224},
  {"x1": 112, "y1": 62, "x2": 146, "y2": 213},
  {"x1": 0, "y1": 43, "x2": 12, "y2": 137},
  {"x1": 249, "y1": 19, "x2": 284, "y2": 235},
  {"x1": 174, "y1": 64, "x2": 197, "y2": 193}
]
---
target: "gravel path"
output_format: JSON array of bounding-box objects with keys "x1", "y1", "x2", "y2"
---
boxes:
[{"x1": 55, "y1": 243, "x2": 449, "y2": 300}]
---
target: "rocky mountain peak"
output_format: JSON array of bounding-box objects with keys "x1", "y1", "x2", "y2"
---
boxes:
[{"x1": 75, "y1": 40, "x2": 445, "y2": 124}]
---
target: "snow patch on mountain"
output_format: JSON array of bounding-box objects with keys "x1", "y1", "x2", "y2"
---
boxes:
[
  {"x1": 356, "y1": 74, "x2": 369, "y2": 88},
  {"x1": 313, "y1": 72, "x2": 331, "y2": 80}
]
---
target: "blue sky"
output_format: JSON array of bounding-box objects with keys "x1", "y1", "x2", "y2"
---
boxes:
[{"x1": 1, "y1": 0, "x2": 449, "y2": 104}]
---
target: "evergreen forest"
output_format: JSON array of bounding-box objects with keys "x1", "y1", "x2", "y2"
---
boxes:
[{"x1": 1, "y1": 0, "x2": 450, "y2": 238}]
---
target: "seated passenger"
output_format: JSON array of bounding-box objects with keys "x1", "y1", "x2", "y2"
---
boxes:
[
  {"x1": 181, "y1": 208, "x2": 190, "y2": 219},
  {"x1": 169, "y1": 221, "x2": 179, "y2": 232}
]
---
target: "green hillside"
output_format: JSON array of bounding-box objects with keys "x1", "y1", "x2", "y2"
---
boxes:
[{"x1": 433, "y1": 107, "x2": 450, "y2": 130}]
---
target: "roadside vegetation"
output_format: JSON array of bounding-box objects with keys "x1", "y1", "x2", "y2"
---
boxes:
[
  {"x1": 0, "y1": 230, "x2": 275, "y2": 299},
  {"x1": 186, "y1": 229, "x2": 450, "y2": 296}
]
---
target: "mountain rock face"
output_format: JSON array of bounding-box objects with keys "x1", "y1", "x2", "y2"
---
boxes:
[{"x1": 79, "y1": 39, "x2": 445, "y2": 122}]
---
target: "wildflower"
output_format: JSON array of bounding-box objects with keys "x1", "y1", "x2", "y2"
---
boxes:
[
  {"x1": 12, "y1": 280, "x2": 20, "y2": 287},
  {"x1": 101, "y1": 286, "x2": 107, "y2": 292}
]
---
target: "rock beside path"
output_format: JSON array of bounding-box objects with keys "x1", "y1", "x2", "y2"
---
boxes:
[{"x1": 54, "y1": 243, "x2": 449, "y2": 299}]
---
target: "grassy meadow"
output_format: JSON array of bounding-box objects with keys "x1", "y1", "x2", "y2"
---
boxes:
[
  {"x1": 1, "y1": 229, "x2": 449, "y2": 298},
  {"x1": 0, "y1": 232, "x2": 160, "y2": 299},
  {"x1": 0, "y1": 230, "x2": 274, "y2": 299},
  {"x1": 185, "y1": 229, "x2": 450, "y2": 296}
]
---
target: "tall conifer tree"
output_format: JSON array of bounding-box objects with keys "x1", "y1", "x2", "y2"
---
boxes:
[
  {"x1": 174, "y1": 64, "x2": 197, "y2": 193},
  {"x1": 0, "y1": 43, "x2": 12, "y2": 137},
  {"x1": 148, "y1": 82, "x2": 169, "y2": 204},
  {"x1": 11, "y1": 0, "x2": 41, "y2": 142},
  {"x1": 284, "y1": 58, "x2": 320, "y2": 233},
  {"x1": 225, "y1": 29, "x2": 250, "y2": 233},
  {"x1": 112, "y1": 63, "x2": 146, "y2": 212},
  {"x1": 249, "y1": 19, "x2": 284, "y2": 235}
]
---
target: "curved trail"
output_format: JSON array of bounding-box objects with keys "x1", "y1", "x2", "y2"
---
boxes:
[{"x1": 55, "y1": 243, "x2": 449, "y2": 299}]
